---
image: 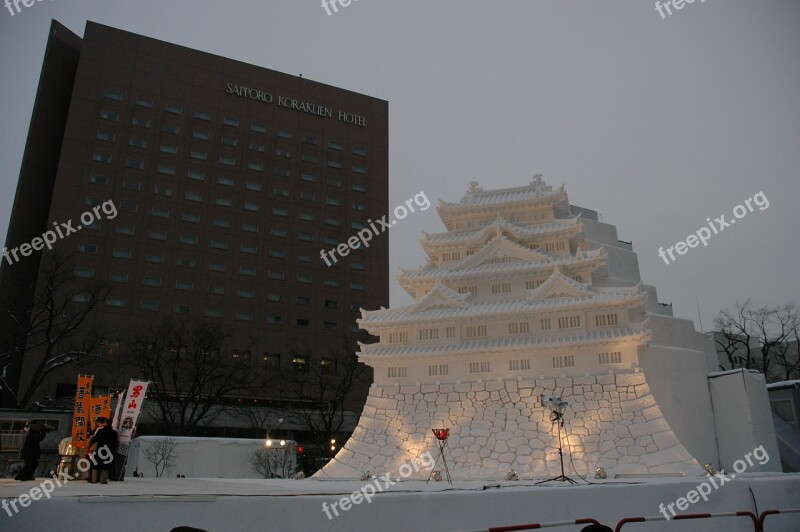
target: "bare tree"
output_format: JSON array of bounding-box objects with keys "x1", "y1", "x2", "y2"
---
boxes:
[
  {"x1": 142, "y1": 437, "x2": 179, "y2": 478},
  {"x1": 128, "y1": 318, "x2": 254, "y2": 435},
  {"x1": 0, "y1": 251, "x2": 110, "y2": 407},
  {"x1": 279, "y1": 336, "x2": 370, "y2": 452},
  {"x1": 715, "y1": 300, "x2": 799, "y2": 382},
  {"x1": 251, "y1": 442, "x2": 297, "y2": 478}
]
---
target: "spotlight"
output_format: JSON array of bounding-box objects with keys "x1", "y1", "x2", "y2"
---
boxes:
[
  {"x1": 505, "y1": 470, "x2": 519, "y2": 481},
  {"x1": 595, "y1": 466, "x2": 607, "y2": 479},
  {"x1": 280, "y1": 440, "x2": 286, "y2": 446},
  {"x1": 703, "y1": 463, "x2": 717, "y2": 476},
  {"x1": 265, "y1": 439, "x2": 273, "y2": 447}
]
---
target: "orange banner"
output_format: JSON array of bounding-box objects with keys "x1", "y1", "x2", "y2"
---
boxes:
[
  {"x1": 90, "y1": 394, "x2": 112, "y2": 427},
  {"x1": 70, "y1": 375, "x2": 93, "y2": 449}
]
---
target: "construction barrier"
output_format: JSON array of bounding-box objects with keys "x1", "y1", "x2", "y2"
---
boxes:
[
  {"x1": 463, "y1": 518, "x2": 602, "y2": 532},
  {"x1": 758, "y1": 508, "x2": 800, "y2": 531},
  {"x1": 615, "y1": 511, "x2": 758, "y2": 532}
]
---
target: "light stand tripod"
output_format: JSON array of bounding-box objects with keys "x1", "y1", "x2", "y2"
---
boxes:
[{"x1": 536, "y1": 396, "x2": 578, "y2": 485}]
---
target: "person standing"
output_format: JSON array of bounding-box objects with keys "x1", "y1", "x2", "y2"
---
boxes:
[
  {"x1": 14, "y1": 421, "x2": 47, "y2": 481},
  {"x1": 88, "y1": 417, "x2": 118, "y2": 484}
]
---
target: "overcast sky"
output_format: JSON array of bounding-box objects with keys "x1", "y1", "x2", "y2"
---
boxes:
[{"x1": 1, "y1": 0, "x2": 798, "y2": 331}]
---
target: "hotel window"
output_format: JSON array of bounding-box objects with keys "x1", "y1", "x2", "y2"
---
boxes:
[
  {"x1": 302, "y1": 153, "x2": 317, "y2": 163},
  {"x1": 352, "y1": 201, "x2": 366, "y2": 211},
  {"x1": 187, "y1": 169, "x2": 205, "y2": 181},
  {"x1": 492, "y1": 283, "x2": 511, "y2": 294},
  {"x1": 267, "y1": 293, "x2": 283, "y2": 302},
  {"x1": 552, "y1": 355, "x2": 575, "y2": 368},
  {"x1": 223, "y1": 117, "x2": 239, "y2": 127},
  {"x1": 299, "y1": 212, "x2": 315, "y2": 222},
  {"x1": 139, "y1": 299, "x2": 158, "y2": 312},
  {"x1": 387, "y1": 331, "x2": 408, "y2": 344},
  {"x1": 221, "y1": 135, "x2": 238, "y2": 147},
  {"x1": 166, "y1": 104, "x2": 183, "y2": 115},
  {"x1": 557, "y1": 316, "x2": 581, "y2": 329},
  {"x1": 92, "y1": 152, "x2": 112, "y2": 164},
  {"x1": 599, "y1": 351, "x2": 622, "y2": 365},
  {"x1": 267, "y1": 315, "x2": 283, "y2": 325},
  {"x1": 209, "y1": 284, "x2": 225, "y2": 295},
  {"x1": 296, "y1": 296, "x2": 311, "y2": 305},
  {"x1": 327, "y1": 177, "x2": 341, "y2": 187},
  {"x1": 73, "y1": 266, "x2": 94, "y2": 279},
  {"x1": 194, "y1": 111, "x2": 211, "y2": 121},
  {"x1": 210, "y1": 239, "x2": 229, "y2": 250},
  {"x1": 242, "y1": 223, "x2": 259, "y2": 233},
  {"x1": 205, "y1": 308, "x2": 222, "y2": 318},
  {"x1": 509, "y1": 359, "x2": 531, "y2": 371},
  {"x1": 277, "y1": 130, "x2": 292, "y2": 140},
  {"x1": 163, "y1": 123, "x2": 181, "y2": 134},
  {"x1": 135, "y1": 98, "x2": 154, "y2": 108},
  {"x1": 269, "y1": 248, "x2": 286, "y2": 259},
  {"x1": 541, "y1": 318, "x2": 552, "y2": 330},
  {"x1": 326, "y1": 217, "x2": 340, "y2": 226},
  {"x1": 324, "y1": 278, "x2": 339, "y2": 288},
  {"x1": 115, "y1": 225, "x2": 135, "y2": 236},
  {"x1": 244, "y1": 202, "x2": 260, "y2": 212},
  {"x1": 301, "y1": 191, "x2": 316, "y2": 201},
  {"x1": 270, "y1": 227, "x2": 287, "y2": 237},
  {"x1": 143, "y1": 276, "x2": 162, "y2": 287},
  {"x1": 145, "y1": 253, "x2": 165, "y2": 264},
  {"x1": 120, "y1": 201, "x2": 137, "y2": 213},
  {"x1": 595, "y1": 313, "x2": 619, "y2": 327},
  {"x1": 112, "y1": 248, "x2": 132, "y2": 259},
  {"x1": 351, "y1": 262, "x2": 365, "y2": 271},
  {"x1": 324, "y1": 299, "x2": 338, "y2": 309},
  {"x1": 96, "y1": 131, "x2": 115, "y2": 142},
  {"x1": 466, "y1": 325, "x2": 487, "y2": 338},
  {"x1": 327, "y1": 160, "x2": 342, "y2": 169},
  {"x1": 150, "y1": 207, "x2": 170, "y2": 220},
  {"x1": 237, "y1": 312, "x2": 253, "y2": 322},
  {"x1": 175, "y1": 280, "x2": 194, "y2": 291},
  {"x1": 418, "y1": 328, "x2": 439, "y2": 341},
  {"x1": 508, "y1": 322, "x2": 530, "y2": 335},
  {"x1": 351, "y1": 221, "x2": 365, "y2": 230},
  {"x1": 352, "y1": 165, "x2": 367, "y2": 175},
  {"x1": 247, "y1": 161, "x2": 263, "y2": 172},
  {"x1": 388, "y1": 367, "x2": 407, "y2": 379},
  {"x1": 301, "y1": 172, "x2": 317, "y2": 183},
  {"x1": 352, "y1": 183, "x2": 366, "y2": 193},
  {"x1": 160, "y1": 144, "x2": 178, "y2": 155},
  {"x1": 353, "y1": 147, "x2": 367, "y2": 156},
  {"x1": 179, "y1": 234, "x2": 198, "y2": 246},
  {"x1": 457, "y1": 286, "x2": 477, "y2": 296},
  {"x1": 157, "y1": 164, "x2": 175, "y2": 175},
  {"x1": 154, "y1": 185, "x2": 172, "y2": 197},
  {"x1": 321, "y1": 358, "x2": 337, "y2": 375},
  {"x1": 190, "y1": 150, "x2": 208, "y2": 161},
  {"x1": 297, "y1": 274, "x2": 312, "y2": 284},
  {"x1": 100, "y1": 110, "x2": 119, "y2": 121},
  {"x1": 108, "y1": 272, "x2": 128, "y2": 283},
  {"x1": 323, "y1": 321, "x2": 338, "y2": 331},
  {"x1": 273, "y1": 185, "x2": 289, "y2": 197},
  {"x1": 296, "y1": 319, "x2": 310, "y2": 328},
  {"x1": 215, "y1": 197, "x2": 232, "y2": 207},
  {"x1": 131, "y1": 117, "x2": 150, "y2": 128},
  {"x1": 326, "y1": 197, "x2": 341, "y2": 206},
  {"x1": 298, "y1": 253, "x2": 312, "y2": 263},
  {"x1": 268, "y1": 271, "x2": 285, "y2": 281},
  {"x1": 350, "y1": 282, "x2": 364, "y2": 291},
  {"x1": 173, "y1": 304, "x2": 192, "y2": 315},
  {"x1": 125, "y1": 159, "x2": 144, "y2": 170},
  {"x1": 183, "y1": 212, "x2": 200, "y2": 223},
  {"x1": 148, "y1": 230, "x2": 167, "y2": 241},
  {"x1": 328, "y1": 141, "x2": 342, "y2": 151},
  {"x1": 276, "y1": 147, "x2": 291, "y2": 158},
  {"x1": 469, "y1": 361, "x2": 491, "y2": 373},
  {"x1": 274, "y1": 167, "x2": 290, "y2": 177},
  {"x1": 177, "y1": 257, "x2": 196, "y2": 268},
  {"x1": 219, "y1": 155, "x2": 236, "y2": 166},
  {"x1": 272, "y1": 207, "x2": 288, "y2": 217},
  {"x1": 129, "y1": 137, "x2": 147, "y2": 149},
  {"x1": 288, "y1": 355, "x2": 309, "y2": 372},
  {"x1": 250, "y1": 122, "x2": 266, "y2": 133},
  {"x1": 249, "y1": 142, "x2": 265, "y2": 152},
  {"x1": 303, "y1": 135, "x2": 318, "y2": 145},
  {"x1": 526, "y1": 279, "x2": 546, "y2": 290},
  {"x1": 428, "y1": 364, "x2": 448, "y2": 376},
  {"x1": 89, "y1": 174, "x2": 109, "y2": 185},
  {"x1": 245, "y1": 182, "x2": 262, "y2": 192},
  {"x1": 106, "y1": 297, "x2": 126, "y2": 308},
  {"x1": 209, "y1": 262, "x2": 227, "y2": 273},
  {"x1": 240, "y1": 244, "x2": 257, "y2": 254},
  {"x1": 446, "y1": 326, "x2": 456, "y2": 339}
]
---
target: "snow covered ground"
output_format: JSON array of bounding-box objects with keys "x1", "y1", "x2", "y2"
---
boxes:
[{"x1": 1, "y1": 473, "x2": 798, "y2": 531}]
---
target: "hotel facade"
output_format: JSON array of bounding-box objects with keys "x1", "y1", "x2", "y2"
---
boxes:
[{"x1": 0, "y1": 21, "x2": 389, "y2": 437}]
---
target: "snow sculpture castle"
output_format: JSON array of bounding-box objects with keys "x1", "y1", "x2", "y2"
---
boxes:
[{"x1": 318, "y1": 177, "x2": 779, "y2": 480}]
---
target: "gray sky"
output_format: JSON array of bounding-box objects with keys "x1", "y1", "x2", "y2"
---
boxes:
[{"x1": 1, "y1": 0, "x2": 798, "y2": 331}]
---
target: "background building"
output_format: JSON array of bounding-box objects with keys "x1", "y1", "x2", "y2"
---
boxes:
[{"x1": 0, "y1": 21, "x2": 388, "y2": 449}]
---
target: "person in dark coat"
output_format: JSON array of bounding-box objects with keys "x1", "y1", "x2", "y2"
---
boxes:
[
  {"x1": 15, "y1": 421, "x2": 47, "y2": 481},
  {"x1": 88, "y1": 417, "x2": 118, "y2": 484}
]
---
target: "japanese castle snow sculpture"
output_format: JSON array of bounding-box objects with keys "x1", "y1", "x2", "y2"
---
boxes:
[{"x1": 318, "y1": 177, "x2": 780, "y2": 480}]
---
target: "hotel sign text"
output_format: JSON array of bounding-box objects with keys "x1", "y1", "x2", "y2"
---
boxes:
[{"x1": 226, "y1": 83, "x2": 367, "y2": 127}]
